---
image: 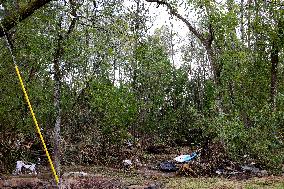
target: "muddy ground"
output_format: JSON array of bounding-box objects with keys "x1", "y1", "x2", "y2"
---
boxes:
[
  {"x1": 1, "y1": 145, "x2": 284, "y2": 189},
  {"x1": 1, "y1": 164, "x2": 284, "y2": 189}
]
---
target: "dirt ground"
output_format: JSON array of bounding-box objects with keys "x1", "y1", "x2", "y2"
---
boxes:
[
  {"x1": 1, "y1": 146, "x2": 283, "y2": 189},
  {"x1": 1, "y1": 165, "x2": 284, "y2": 189}
]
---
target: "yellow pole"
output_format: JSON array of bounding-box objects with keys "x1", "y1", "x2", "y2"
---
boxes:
[{"x1": 15, "y1": 65, "x2": 59, "y2": 185}]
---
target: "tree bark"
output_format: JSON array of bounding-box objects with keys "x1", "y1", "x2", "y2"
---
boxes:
[
  {"x1": 53, "y1": 31, "x2": 63, "y2": 180},
  {"x1": 247, "y1": 0, "x2": 252, "y2": 48},
  {"x1": 269, "y1": 10, "x2": 283, "y2": 111},
  {"x1": 240, "y1": 0, "x2": 244, "y2": 42},
  {"x1": 52, "y1": 0, "x2": 78, "y2": 182},
  {"x1": 0, "y1": 0, "x2": 52, "y2": 37},
  {"x1": 270, "y1": 40, "x2": 278, "y2": 111}
]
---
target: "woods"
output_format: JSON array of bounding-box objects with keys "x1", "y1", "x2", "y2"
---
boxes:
[{"x1": 0, "y1": 0, "x2": 283, "y2": 185}]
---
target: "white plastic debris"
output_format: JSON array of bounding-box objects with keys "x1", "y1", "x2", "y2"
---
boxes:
[
  {"x1": 15, "y1": 161, "x2": 37, "y2": 175},
  {"x1": 122, "y1": 159, "x2": 132, "y2": 166},
  {"x1": 241, "y1": 165, "x2": 260, "y2": 174},
  {"x1": 134, "y1": 158, "x2": 143, "y2": 167},
  {"x1": 216, "y1": 169, "x2": 223, "y2": 175},
  {"x1": 174, "y1": 152, "x2": 197, "y2": 163},
  {"x1": 126, "y1": 140, "x2": 133, "y2": 147},
  {"x1": 63, "y1": 171, "x2": 88, "y2": 177}
]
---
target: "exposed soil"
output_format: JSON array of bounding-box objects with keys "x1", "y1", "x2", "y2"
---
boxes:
[
  {"x1": 1, "y1": 145, "x2": 283, "y2": 189},
  {"x1": 0, "y1": 161, "x2": 173, "y2": 189},
  {"x1": 1, "y1": 166, "x2": 283, "y2": 189}
]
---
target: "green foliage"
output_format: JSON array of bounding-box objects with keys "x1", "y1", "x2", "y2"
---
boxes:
[
  {"x1": 89, "y1": 80, "x2": 138, "y2": 142},
  {"x1": 0, "y1": 0, "x2": 284, "y2": 174},
  {"x1": 213, "y1": 112, "x2": 284, "y2": 173}
]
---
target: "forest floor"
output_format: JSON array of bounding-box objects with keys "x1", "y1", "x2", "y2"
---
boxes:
[
  {"x1": 1, "y1": 146, "x2": 284, "y2": 189},
  {"x1": 0, "y1": 165, "x2": 284, "y2": 189}
]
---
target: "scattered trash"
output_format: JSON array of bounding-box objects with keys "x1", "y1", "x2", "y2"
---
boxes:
[
  {"x1": 126, "y1": 140, "x2": 133, "y2": 148},
  {"x1": 215, "y1": 168, "x2": 240, "y2": 176},
  {"x1": 63, "y1": 171, "x2": 88, "y2": 177},
  {"x1": 174, "y1": 152, "x2": 197, "y2": 163},
  {"x1": 215, "y1": 169, "x2": 223, "y2": 175},
  {"x1": 123, "y1": 159, "x2": 133, "y2": 168},
  {"x1": 123, "y1": 158, "x2": 144, "y2": 168},
  {"x1": 240, "y1": 165, "x2": 269, "y2": 177},
  {"x1": 241, "y1": 165, "x2": 260, "y2": 174},
  {"x1": 134, "y1": 158, "x2": 143, "y2": 167},
  {"x1": 214, "y1": 164, "x2": 268, "y2": 178},
  {"x1": 126, "y1": 183, "x2": 160, "y2": 189},
  {"x1": 144, "y1": 183, "x2": 160, "y2": 189},
  {"x1": 14, "y1": 161, "x2": 37, "y2": 175},
  {"x1": 159, "y1": 161, "x2": 178, "y2": 172},
  {"x1": 259, "y1": 170, "x2": 268, "y2": 177}
]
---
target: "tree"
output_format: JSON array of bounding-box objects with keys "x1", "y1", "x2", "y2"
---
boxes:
[
  {"x1": 268, "y1": 3, "x2": 283, "y2": 111},
  {"x1": 0, "y1": 0, "x2": 52, "y2": 37},
  {"x1": 0, "y1": 0, "x2": 283, "y2": 175},
  {"x1": 144, "y1": 0, "x2": 224, "y2": 113}
]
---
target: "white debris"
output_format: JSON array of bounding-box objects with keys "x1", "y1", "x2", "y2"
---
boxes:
[
  {"x1": 134, "y1": 158, "x2": 143, "y2": 167},
  {"x1": 79, "y1": 172, "x2": 87, "y2": 176},
  {"x1": 174, "y1": 152, "x2": 197, "y2": 163},
  {"x1": 63, "y1": 172, "x2": 87, "y2": 177},
  {"x1": 122, "y1": 159, "x2": 132, "y2": 166},
  {"x1": 63, "y1": 171, "x2": 88, "y2": 177},
  {"x1": 216, "y1": 170, "x2": 222, "y2": 175},
  {"x1": 126, "y1": 140, "x2": 133, "y2": 148},
  {"x1": 15, "y1": 161, "x2": 37, "y2": 175},
  {"x1": 241, "y1": 165, "x2": 260, "y2": 173}
]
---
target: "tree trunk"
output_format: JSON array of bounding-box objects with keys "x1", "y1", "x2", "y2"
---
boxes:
[
  {"x1": 205, "y1": 45, "x2": 223, "y2": 113},
  {"x1": 52, "y1": 1, "x2": 77, "y2": 182},
  {"x1": 240, "y1": 0, "x2": 244, "y2": 42},
  {"x1": 270, "y1": 17, "x2": 284, "y2": 111},
  {"x1": 247, "y1": 0, "x2": 252, "y2": 48},
  {"x1": 270, "y1": 40, "x2": 279, "y2": 111},
  {"x1": 53, "y1": 33, "x2": 63, "y2": 180}
]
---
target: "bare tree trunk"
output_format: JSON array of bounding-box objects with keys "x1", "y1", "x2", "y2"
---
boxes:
[
  {"x1": 53, "y1": 30, "x2": 63, "y2": 182},
  {"x1": 196, "y1": 66, "x2": 202, "y2": 111},
  {"x1": 240, "y1": 0, "x2": 244, "y2": 42},
  {"x1": 112, "y1": 59, "x2": 116, "y2": 85},
  {"x1": 52, "y1": 1, "x2": 78, "y2": 184},
  {"x1": 131, "y1": 0, "x2": 141, "y2": 143},
  {"x1": 270, "y1": 41, "x2": 279, "y2": 111},
  {"x1": 270, "y1": 18, "x2": 283, "y2": 111},
  {"x1": 205, "y1": 45, "x2": 223, "y2": 113},
  {"x1": 247, "y1": 0, "x2": 253, "y2": 49},
  {"x1": 170, "y1": 18, "x2": 178, "y2": 109}
]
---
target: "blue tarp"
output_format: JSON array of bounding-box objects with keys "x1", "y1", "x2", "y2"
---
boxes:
[{"x1": 174, "y1": 152, "x2": 197, "y2": 163}]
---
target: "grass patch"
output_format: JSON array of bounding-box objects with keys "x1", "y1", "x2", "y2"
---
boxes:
[{"x1": 165, "y1": 176, "x2": 284, "y2": 189}]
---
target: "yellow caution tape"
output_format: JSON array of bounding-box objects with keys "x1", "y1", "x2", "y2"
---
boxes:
[{"x1": 15, "y1": 65, "x2": 59, "y2": 185}]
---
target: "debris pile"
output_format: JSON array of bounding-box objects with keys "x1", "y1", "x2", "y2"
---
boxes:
[
  {"x1": 14, "y1": 160, "x2": 37, "y2": 175},
  {"x1": 159, "y1": 161, "x2": 178, "y2": 172},
  {"x1": 154, "y1": 142, "x2": 271, "y2": 178}
]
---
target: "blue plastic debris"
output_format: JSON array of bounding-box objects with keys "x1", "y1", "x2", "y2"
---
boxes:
[
  {"x1": 174, "y1": 152, "x2": 197, "y2": 163},
  {"x1": 159, "y1": 161, "x2": 178, "y2": 172}
]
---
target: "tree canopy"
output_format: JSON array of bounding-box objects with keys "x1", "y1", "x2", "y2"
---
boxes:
[{"x1": 0, "y1": 0, "x2": 283, "y2": 175}]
